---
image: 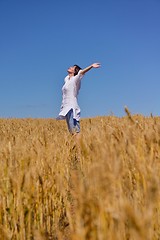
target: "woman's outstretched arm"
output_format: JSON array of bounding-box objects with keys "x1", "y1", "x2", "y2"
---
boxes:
[{"x1": 80, "y1": 63, "x2": 101, "y2": 75}]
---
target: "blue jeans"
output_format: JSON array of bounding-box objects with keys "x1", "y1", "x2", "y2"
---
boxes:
[{"x1": 66, "y1": 109, "x2": 80, "y2": 134}]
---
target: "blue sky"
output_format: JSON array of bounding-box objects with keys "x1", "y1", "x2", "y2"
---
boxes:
[{"x1": 0, "y1": 0, "x2": 160, "y2": 118}]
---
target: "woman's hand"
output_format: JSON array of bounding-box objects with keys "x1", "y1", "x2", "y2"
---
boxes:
[{"x1": 91, "y1": 63, "x2": 101, "y2": 68}]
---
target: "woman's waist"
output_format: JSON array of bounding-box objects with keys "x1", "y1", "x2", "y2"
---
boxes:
[{"x1": 62, "y1": 96, "x2": 78, "y2": 104}]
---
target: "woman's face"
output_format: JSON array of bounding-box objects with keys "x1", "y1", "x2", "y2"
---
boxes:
[{"x1": 67, "y1": 66, "x2": 76, "y2": 74}]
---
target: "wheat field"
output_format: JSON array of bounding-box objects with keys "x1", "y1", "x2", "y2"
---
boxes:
[{"x1": 0, "y1": 111, "x2": 160, "y2": 240}]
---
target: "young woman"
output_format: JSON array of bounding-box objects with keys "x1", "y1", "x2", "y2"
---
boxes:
[{"x1": 58, "y1": 63, "x2": 101, "y2": 134}]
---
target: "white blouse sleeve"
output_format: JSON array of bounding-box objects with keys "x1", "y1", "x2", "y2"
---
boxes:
[
  {"x1": 74, "y1": 70, "x2": 84, "y2": 83},
  {"x1": 78, "y1": 70, "x2": 84, "y2": 78}
]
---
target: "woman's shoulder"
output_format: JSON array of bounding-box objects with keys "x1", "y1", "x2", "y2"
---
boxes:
[{"x1": 75, "y1": 70, "x2": 84, "y2": 81}]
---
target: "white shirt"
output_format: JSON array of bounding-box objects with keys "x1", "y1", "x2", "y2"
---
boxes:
[{"x1": 58, "y1": 70, "x2": 84, "y2": 121}]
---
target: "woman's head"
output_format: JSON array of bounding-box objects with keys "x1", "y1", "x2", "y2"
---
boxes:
[
  {"x1": 73, "y1": 65, "x2": 81, "y2": 76},
  {"x1": 67, "y1": 65, "x2": 81, "y2": 76}
]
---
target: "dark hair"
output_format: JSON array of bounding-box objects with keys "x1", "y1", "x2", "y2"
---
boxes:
[{"x1": 74, "y1": 64, "x2": 81, "y2": 76}]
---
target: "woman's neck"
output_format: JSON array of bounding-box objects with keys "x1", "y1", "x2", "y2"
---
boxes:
[{"x1": 68, "y1": 73, "x2": 74, "y2": 78}]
